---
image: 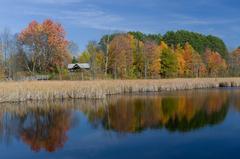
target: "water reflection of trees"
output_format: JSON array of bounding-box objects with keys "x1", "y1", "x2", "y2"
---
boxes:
[
  {"x1": 19, "y1": 108, "x2": 72, "y2": 152},
  {"x1": 86, "y1": 90, "x2": 230, "y2": 133},
  {"x1": 229, "y1": 89, "x2": 240, "y2": 111},
  {"x1": 0, "y1": 100, "x2": 103, "y2": 152},
  {"x1": 0, "y1": 89, "x2": 239, "y2": 152}
]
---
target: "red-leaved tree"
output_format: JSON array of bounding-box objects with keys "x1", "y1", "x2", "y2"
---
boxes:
[{"x1": 18, "y1": 19, "x2": 71, "y2": 74}]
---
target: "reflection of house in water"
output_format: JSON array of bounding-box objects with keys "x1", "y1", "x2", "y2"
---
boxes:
[{"x1": 68, "y1": 63, "x2": 90, "y2": 72}]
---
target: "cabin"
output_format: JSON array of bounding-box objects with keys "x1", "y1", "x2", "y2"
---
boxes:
[{"x1": 68, "y1": 63, "x2": 90, "y2": 72}]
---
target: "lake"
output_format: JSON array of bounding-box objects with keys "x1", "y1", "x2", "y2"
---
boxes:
[{"x1": 0, "y1": 88, "x2": 240, "y2": 159}]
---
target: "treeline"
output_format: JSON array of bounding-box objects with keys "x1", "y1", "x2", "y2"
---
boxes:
[
  {"x1": 129, "y1": 30, "x2": 228, "y2": 59},
  {"x1": 78, "y1": 31, "x2": 232, "y2": 79},
  {"x1": 0, "y1": 19, "x2": 240, "y2": 80}
]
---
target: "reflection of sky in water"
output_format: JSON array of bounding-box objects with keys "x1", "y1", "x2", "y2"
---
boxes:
[{"x1": 0, "y1": 89, "x2": 240, "y2": 159}]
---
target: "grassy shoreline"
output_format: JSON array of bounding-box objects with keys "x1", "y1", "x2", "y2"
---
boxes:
[{"x1": 0, "y1": 78, "x2": 240, "y2": 103}]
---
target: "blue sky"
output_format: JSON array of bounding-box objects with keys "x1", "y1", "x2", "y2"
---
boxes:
[{"x1": 0, "y1": 0, "x2": 240, "y2": 53}]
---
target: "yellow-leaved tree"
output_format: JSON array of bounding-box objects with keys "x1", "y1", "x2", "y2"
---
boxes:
[{"x1": 175, "y1": 44, "x2": 186, "y2": 77}]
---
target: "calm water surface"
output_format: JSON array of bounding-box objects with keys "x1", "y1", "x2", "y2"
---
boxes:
[{"x1": 1, "y1": 88, "x2": 240, "y2": 159}]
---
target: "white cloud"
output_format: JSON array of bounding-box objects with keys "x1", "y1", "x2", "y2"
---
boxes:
[
  {"x1": 168, "y1": 14, "x2": 240, "y2": 26},
  {"x1": 23, "y1": 7, "x2": 126, "y2": 31},
  {"x1": 23, "y1": 0, "x2": 82, "y2": 5}
]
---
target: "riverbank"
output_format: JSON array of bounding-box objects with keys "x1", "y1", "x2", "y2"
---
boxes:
[{"x1": 0, "y1": 78, "x2": 240, "y2": 103}]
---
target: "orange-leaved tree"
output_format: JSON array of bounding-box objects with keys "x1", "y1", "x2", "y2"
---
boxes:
[
  {"x1": 109, "y1": 34, "x2": 133, "y2": 79},
  {"x1": 143, "y1": 40, "x2": 161, "y2": 78},
  {"x1": 182, "y1": 43, "x2": 206, "y2": 77},
  {"x1": 204, "y1": 48, "x2": 227, "y2": 77},
  {"x1": 18, "y1": 19, "x2": 71, "y2": 74}
]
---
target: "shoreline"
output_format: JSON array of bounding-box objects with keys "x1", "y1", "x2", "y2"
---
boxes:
[{"x1": 0, "y1": 78, "x2": 240, "y2": 103}]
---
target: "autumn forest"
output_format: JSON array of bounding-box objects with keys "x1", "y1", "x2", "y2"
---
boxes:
[{"x1": 1, "y1": 19, "x2": 240, "y2": 80}]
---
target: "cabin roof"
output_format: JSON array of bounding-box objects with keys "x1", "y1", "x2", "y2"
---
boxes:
[{"x1": 68, "y1": 63, "x2": 90, "y2": 69}]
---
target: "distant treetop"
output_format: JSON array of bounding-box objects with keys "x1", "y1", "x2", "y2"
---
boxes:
[
  {"x1": 162, "y1": 30, "x2": 228, "y2": 59},
  {"x1": 99, "y1": 30, "x2": 228, "y2": 59}
]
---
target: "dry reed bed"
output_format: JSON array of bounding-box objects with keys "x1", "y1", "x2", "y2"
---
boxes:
[
  {"x1": 0, "y1": 99, "x2": 107, "y2": 115},
  {"x1": 0, "y1": 78, "x2": 240, "y2": 103}
]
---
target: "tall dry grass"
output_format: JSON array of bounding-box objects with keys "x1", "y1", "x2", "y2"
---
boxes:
[{"x1": 0, "y1": 78, "x2": 240, "y2": 103}]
